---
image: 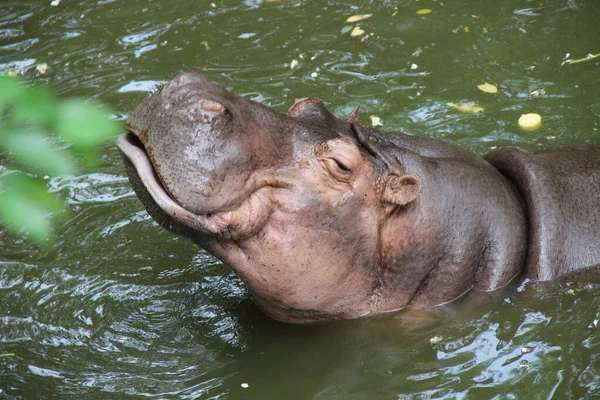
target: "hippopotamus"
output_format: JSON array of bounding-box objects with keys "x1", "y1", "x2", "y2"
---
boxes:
[{"x1": 117, "y1": 71, "x2": 600, "y2": 323}]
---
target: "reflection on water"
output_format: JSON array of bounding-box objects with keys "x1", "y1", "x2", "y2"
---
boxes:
[{"x1": 1, "y1": 0, "x2": 600, "y2": 398}]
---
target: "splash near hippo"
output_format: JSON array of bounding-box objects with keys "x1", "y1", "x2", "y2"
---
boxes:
[{"x1": 117, "y1": 71, "x2": 600, "y2": 323}]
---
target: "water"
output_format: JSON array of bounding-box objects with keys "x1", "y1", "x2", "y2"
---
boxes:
[{"x1": 1, "y1": 0, "x2": 600, "y2": 398}]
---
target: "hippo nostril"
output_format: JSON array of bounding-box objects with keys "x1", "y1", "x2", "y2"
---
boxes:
[
  {"x1": 193, "y1": 100, "x2": 226, "y2": 124},
  {"x1": 200, "y1": 100, "x2": 225, "y2": 113}
]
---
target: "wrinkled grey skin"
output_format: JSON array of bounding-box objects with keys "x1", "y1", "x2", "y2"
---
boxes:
[
  {"x1": 486, "y1": 149, "x2": 600, "y2": 280},
  {"x1": 117, "y1": 71, "x2": 600, "y2": 323}
]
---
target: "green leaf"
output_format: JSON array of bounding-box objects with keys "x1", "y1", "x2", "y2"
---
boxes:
[
  {"x1": 11, "y1": 85, "x2": 58, "y2": 127},
  {"x1": 2, "y1": 129, "x2": 77, "y2": 176},
  {"x1": 0, "y1": 175, "x2": 63, "y2": 242},
  {"x1": 341, "y1": 25, "x2": 353, "y2": 34},
  {"x1": 72, "y1": 147, "x2": 102, "y2": 169},
  {"x1": 1, "y1": 174, "x2": 63, "y2": 213},
  {"x1": 0, "y1": 191, "x2": 53, "y2": 242},
  {"x1": 54, "y1": 99, "x2": 120, "y2": 150},
  {"x1": 0, "y1": 76, "x2": 24, "y2": 110}
]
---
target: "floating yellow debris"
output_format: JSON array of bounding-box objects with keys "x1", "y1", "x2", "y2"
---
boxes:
[
  {"x1": 36, "y1": 63, "x2": 49, "y2": 74},
  {"x1": 447, "y1": 103, "x2": 484, "y2": 114},
  {"x1": 370, "y1": 115, "x2": 383, "y2": 127},
  {"x1": 518, "y1": 113, "x2": 542, "y2": 131},
  {"x1": 416, "y1": 9, "x2": 432, "y2": 15},
  {"x1": 429, "y1": 336, "x2": 443, "y2": 344},
  {"x1": 350, "y1": 27, "x2": 365, "y2": 37},
  {"x1": 346, "y1": 14, "x2": 372, "y2": 23},
  {"x1": 477, "y1": 82, "x2": 498, "y2": 94}
]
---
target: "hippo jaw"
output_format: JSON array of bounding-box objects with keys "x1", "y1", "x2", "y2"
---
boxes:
[{"x1": 117, "y1": 132, "x2": 277, "y2": 239}]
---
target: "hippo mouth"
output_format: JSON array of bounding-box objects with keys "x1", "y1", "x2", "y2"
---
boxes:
[{"x1": 117, "y1": 132, "x2": 274, "y2": 238}]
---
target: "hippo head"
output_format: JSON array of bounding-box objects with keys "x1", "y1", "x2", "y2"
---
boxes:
[
  {"x1": 117, "y1": 72, "x2": 427, "y2": 322},
  {"x1": 118, "y1": 72, "x2": 526, "y2": 323}
]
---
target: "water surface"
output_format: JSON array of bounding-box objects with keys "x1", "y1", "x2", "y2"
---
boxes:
[{"x1": 1, "y1": 0, "x2": 600, "y2": 398}]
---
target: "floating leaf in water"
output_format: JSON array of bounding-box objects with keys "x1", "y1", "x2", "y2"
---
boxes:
[
  {"x1": 518, "y1": 113, "x2": 542, "y2": 131},
  {"x1": 350, "y1": 27, "x2": 365, "y2": 37},
  {"x1": 0, "y1": 353, "x2": 16, "y2": 357},
  {"x1": 341, "y1": 25, "x2": 353, "y2": 34},
  {"x1": 50, "y1": 0, "x2": 61, "y2": 5},
  {"x1": 477, "y1": 82, "x2": 498, "y2": 94},
  {"x1": 6, "y1": 71, "x2": 18, "y2": 77},
  {"x1": 290, "y1": 59, "x2": 299, "y2": 69},
  {"x1": 429, "y1": 336, "x2": 443, "y2": 344},
  {"x1": 562, "y1": 53, "x2": 600, "y2": 65},
  {"x1": 463, "y1": 26, "x2": 470, "y2": 33},
  {"x1": 200, "y1": 41, "x2": 211, "y2": 51},
  {"x1": 346, "y1": 14, "x2": 372, "y2": 23},
  {"x1": 447, "y1": 102, "x2": 484, "y2": 114},
  {"x1": 416, "y1": 9, "x2": 432, "y2": 15},
  {"x1": 530, "y1": 88, "x2": 545, "y2": 97},
  {"x1": 36, "y1": 63, "x2": 49, "y2": 75},
  {"x1": 370, "y1": 115, "x2": 383, "y2": 127}
]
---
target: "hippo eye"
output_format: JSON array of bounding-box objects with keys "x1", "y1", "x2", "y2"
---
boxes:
[
  {"x1": 333, "y1": 158, "x2": 351, "y2": 173},
  {"x1": 323, "y1": 157, "x2": 352, "y2": 182}
]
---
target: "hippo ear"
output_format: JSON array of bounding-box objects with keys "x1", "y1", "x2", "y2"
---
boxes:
[
  {"x1": 381, "y1": 173, "x2": 422, "y2": 206},
  {"x1": 345, "y1": 105, "x2": 360, "y2": 124},
  {"x1": 287, "y1": 98, "x2": 332, "y2": 121}
]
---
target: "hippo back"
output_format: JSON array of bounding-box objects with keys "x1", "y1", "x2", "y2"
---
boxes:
[{"x1": 485, "y1": 148, "x2": 600, "y2": 280}]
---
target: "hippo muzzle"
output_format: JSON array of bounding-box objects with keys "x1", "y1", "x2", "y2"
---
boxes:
[{"x1": 118, "y1": 72, "x2": 296, "y2": 239}]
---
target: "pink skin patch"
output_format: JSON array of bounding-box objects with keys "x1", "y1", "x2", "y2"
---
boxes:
[{"x1": 200, "y1": 100, "x2": 225, "y2": 113}]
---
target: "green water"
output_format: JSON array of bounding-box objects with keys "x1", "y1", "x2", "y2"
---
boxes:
[{"x1": 1, "y1": 0, "x2": 600, "y2": 398}]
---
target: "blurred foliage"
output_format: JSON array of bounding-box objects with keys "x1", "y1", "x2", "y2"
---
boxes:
[{"x1": 0, "y1": 76, "x2": 120, "y2": 243}]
